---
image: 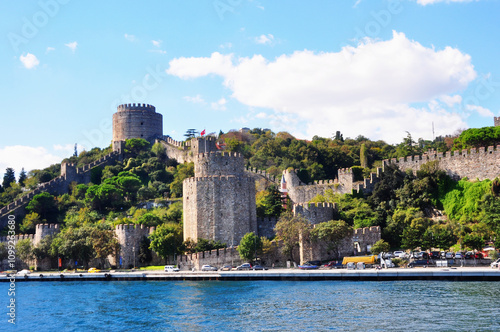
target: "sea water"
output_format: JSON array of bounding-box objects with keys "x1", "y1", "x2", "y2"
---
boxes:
[{"x1": 4, "y1": 280, "x2": 500, "y2": 331}]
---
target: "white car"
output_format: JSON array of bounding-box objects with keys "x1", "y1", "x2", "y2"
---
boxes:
[
  {"x1": 491, "y1": 258, "x2": 500, "y2": 268},
  {"x1": 17, "y1": 269, "x2": 31, "y2": 275},
  {"x1": 164, "y1": 265, "x2": 180, "y2": 272},
  {"x1": 393, "y1": 251, "x2": 407, "y2": 258},
  {"x1": 201, "y1": 265, "x2": 218, "y2": 271}
]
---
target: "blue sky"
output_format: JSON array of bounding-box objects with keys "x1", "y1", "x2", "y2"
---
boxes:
[{"x1": 1, "y1": 0, "x2": 500, "y2": 175}]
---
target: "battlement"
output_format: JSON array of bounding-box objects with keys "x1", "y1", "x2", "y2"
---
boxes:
[
  {"x1": 35, "y1": 223, "x2": 59, "y2": 231},
  {"x1": 184, "y1": 175, "x2": 256, "y2": 184},
  {"x1": 338, "y1": 168, "x2": 352, "y2": 175},
  {"x1": 163, "y1": 135, "x2": 186, "y2": 148},
  {"x1": 0, "y1": 234, "x2": 35, "y2": 243},
  {"x1": 354, "y1": 226, "x2": 381, "y2": 235},
  {"x1": 117, "y1": 103, "x2": 156, "y2": 112},
  {"x1": 115, "y1": 223, "x2": 153, "y2": 231},
  {"x1": 293, "y1": 202, "x2": 336, "y2": 225},
  {"x1": 245, "y1": 167, "x2": 278, "y2": 183},
  {"x1": 194, "y1": 151, "x2": 245, "y2": 177},
  {"x1": 383, "y1": 145, "x2": 500, "y2": 181}
]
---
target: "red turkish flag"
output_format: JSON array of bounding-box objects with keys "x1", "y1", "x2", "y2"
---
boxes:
[{"x1": 200, "y1": 129, "x2": 206, "y2": 136}]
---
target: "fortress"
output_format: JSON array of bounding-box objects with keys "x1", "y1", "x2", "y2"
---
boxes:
[{"x1": 3, "y1": 104, "x2": 500, "y2": 268}]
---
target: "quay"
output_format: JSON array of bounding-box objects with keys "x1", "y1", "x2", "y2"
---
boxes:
[{"x1": 2, "y1": 267, "x2": 500, "y2": 282}]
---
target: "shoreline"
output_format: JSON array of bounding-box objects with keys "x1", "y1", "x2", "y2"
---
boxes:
[{"x1": 3, "y1": 267, "x2": 500, "y2": 282}]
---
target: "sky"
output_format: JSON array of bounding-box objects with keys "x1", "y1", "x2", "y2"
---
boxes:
[{"x1": 1, "y1": 0, "x2": 500, "y2": 176}]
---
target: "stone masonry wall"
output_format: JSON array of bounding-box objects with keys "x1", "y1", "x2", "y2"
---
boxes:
[
  {"x1": 293, "y1": 203, "x2": 336, "y2": 225},
  {"x1": 114, "y1": 224, "x2": 155, "y2": 268},
  {"x1": 383, "y1": 146, "x2": 500, "y2": 181},
  {"x1": 112, "y1": 103, "x2": 162, "y2": 142},
  {"x1": 183, "y1": 175, "x2": 257, "y2": 246},
  {"x1": 299, "y1": 226, "x2": 381, "y2": 265},
  {"x1": 0, "y1": 152, "x2": 119, "y2": 229}
]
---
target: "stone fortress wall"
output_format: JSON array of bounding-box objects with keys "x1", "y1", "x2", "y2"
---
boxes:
[
  {"x1": 0, "y1": 152, "x2": 120, "y2": 229},
  {"x1": 112, "y1": 103, "x2": 162, "y2": 142},
  {"x1": 183, "y1": 152, "x2": 257, "y2": 247},
  {"x1": 383, "y1": 145, "x2": 500, "y2": 181}
]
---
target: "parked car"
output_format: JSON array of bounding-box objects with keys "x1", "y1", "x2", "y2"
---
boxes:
[
  {"x1": 88, "y1": 268, "x2": 100, "y2": 273},
  {"x1": 491, "y1": 258, "x2": 500, "y2": 268},
  {"x1": 465, "y1": 251, "x2": 475, "y2": 259},
  {"x1": 201, "y1": 265, "x2": 218, "y2": 271},
  {"x1": 393, "y1": 251, "x2": 407, "y2": 258},
  {"x1": 221, "y1": 265, "x2": 233, "y2": 271},
  {"x1": 383, "y1": 252, "x2": 394, "y2": 259},
  {"x1": 322, "y1": 261, "x2": 343, "y2": 269},
  {"x1": 474, "y1": 252, "x2": 484, "y2": 259},
  {"x1": 409, "y1": 260, "x2": 429, "y2": 268},
  {"x1": 445, "y1": 252, "x2": 455, "y2": 259},
  {"x1": 164, "y1": 265, "x2": 180, "y2": 272},
  {"x1": 411, "y1": 252, "x2": 429, "y2": 259},
  {"x1": 430, "y1": 251, "x2": 441, "y2": 259},
  {"x1": 252, "y1": 265, "x2": 268, "y2": 270},
  {"x1": 298, "y1": 263, "x2": 319, "y2": 269},
  {"x1": 455, "y1": 252, "x2": 464, "y2": 259},
  {"x1": 236, "y1": 263, "x2": 252, "y2": 270},
  {"x1": 17, "y1": 269, "x2": 31, "y2": 275}
]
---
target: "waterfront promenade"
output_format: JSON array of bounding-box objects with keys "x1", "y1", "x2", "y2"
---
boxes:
[{"x1": 2, "y1": 267, "x2": 500, "y2": 282}]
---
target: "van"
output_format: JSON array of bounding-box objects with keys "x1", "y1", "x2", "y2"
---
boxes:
[{"x1": 164, "y1": 265, "x2": 180, "y2": 272}]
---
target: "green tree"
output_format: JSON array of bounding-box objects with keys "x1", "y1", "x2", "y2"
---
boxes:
[
  {"x1": 18, "y1": 168, "x2": 27, "y2": 187},
  {"x1": 20, "y1": 212, "x2": 41, "y2": 233},
  {"x1": 311, "y1": 220, "x2": 352, "y2": 258},
  {"x1": 149, "y1": 223, "x2": 183, "y2": 260},
  {"x1": 26, "y1": 192, "x2": 58, "y2": 221},
  {"x1": 370, "y1": 239, "x2": 390, "y2": 255},
  {"x1": 54, "y1": 226, "x2": 94, "y2": 268},
  {"x1": 237, "y1": 232, "x2": 263, "y2": 262},
  {"x1": 125, "y1": 138, "x2": 151, "y2": 155},
  {"x1": 90, "y1": 227, "x2": 119, "y2": 267},
  {"x1": 16, "y1": 238, "x2": 34, "y2": 262},
  {"x1": 169, "y1": 162, "x2": 194, "y2": 198},
  {"x1": 256, "y1": 186, "x2": 283, "y2": 218},
  {"x1": 2, "y1": 167, "x2": 16, "y2": 189},
  {"x1": 274, "y1": 211, "x2": 309, "y2": 261}
]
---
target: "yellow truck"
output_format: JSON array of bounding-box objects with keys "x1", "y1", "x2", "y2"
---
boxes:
[{"x1": 342, "y1": 255, "x2": 378, "y2": 265}]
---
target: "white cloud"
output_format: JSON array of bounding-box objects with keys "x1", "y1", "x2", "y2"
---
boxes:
[
  {"x1": 46, "y1": 47, "x2": 55, "y2": 54},
  {"x1": 0, "y1": 145, "x2": 65, "y2": 176},
  {"x1": 466, "y1": 104, "x2": 494, "y2": 117},
  {"x1": 438, "y1": 94, "x2": 462, "y2": 107},
  {"x1": 219, "y1": 42, "x2": 233, "y2": 49},
  {"x1": 167, "y1": 31, "x2": 476, "y2": 143},
  {"x1": 19, "y1": 53, "x2": 39, "y2": 69},
  {"x1": 65, "y1": 41, "x2": 78, "y2": 52},
  {"x1": 211, "y1": 98, "x2": 227, "y2": 111},
  {"x1": 124, "y1": 34, "x2": 136, "y2": 42},
  {"x1": 416, "y1": 0, "x2": 477, "y2": 5},
  {"x1": 148, "y1": 49, "x2": 167, "y2": 54},
  {"x1": 255, "y1": 34, "x2": 274, "y2": 45},
  {"x1": 152, "y1": 40, "x2": 162, "y2": 47},
  {"x1": 183, "y1": 94, "x2": 206, "y2": 104}
]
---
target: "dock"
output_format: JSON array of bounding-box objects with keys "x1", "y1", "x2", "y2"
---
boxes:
[{"x1": 2, "y1": 267, "x2": 500, "y2": 282}]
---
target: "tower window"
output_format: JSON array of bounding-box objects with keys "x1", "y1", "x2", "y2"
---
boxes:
[{"x1": 141, "y1": 122, "x2": 144, "y2": 125}]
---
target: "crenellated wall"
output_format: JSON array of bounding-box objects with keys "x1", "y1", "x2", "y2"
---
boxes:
[
  {"x1": 112, "y1": 103, "x2": 162, "y2": 143},
  {"x1": 0, "y1": 151, "x2": 120, "y2": 229},
  {"x1": 183, "y1": 151, "x2": 257, "y2": 247},
  {"x1": 299, "y1": 226, "x2": 381, "y2": 265},
  {"x1": 293, "y1": 202, "x2": 336, "y2": 225},
  {"x1": 114, "y1": 224, "x2": 155, "y2": 268},
  {"x1": 383, "y1": 146, "x2": 500, "y2": 181}
]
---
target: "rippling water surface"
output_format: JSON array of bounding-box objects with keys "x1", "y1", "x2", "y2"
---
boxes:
[{"x1": 7, "y1": 280, "x2": 500, "y2": 331}]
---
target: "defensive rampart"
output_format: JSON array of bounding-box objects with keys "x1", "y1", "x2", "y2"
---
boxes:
[
  {"x1": 282, "y1": 168, "x2": 382, "y2": 204},
  {"x1": 0, "y1": 151, "x2": 120, "y2": 229},
  {"x1": 383, "y1": 146, "x2": 500, "y2": 181},
  {"x1": 299, "y1": 226, "x2": 381, "y2": 265}
]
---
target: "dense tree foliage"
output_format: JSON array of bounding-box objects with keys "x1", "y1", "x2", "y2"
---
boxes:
[{"x1": 237, "y1": 232, "x2": 263, "y2": 262}]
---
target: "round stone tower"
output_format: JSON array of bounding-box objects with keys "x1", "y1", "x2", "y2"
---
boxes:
[{"x1": 112, "y1": 103, "x2": 163, "y2": 143}]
